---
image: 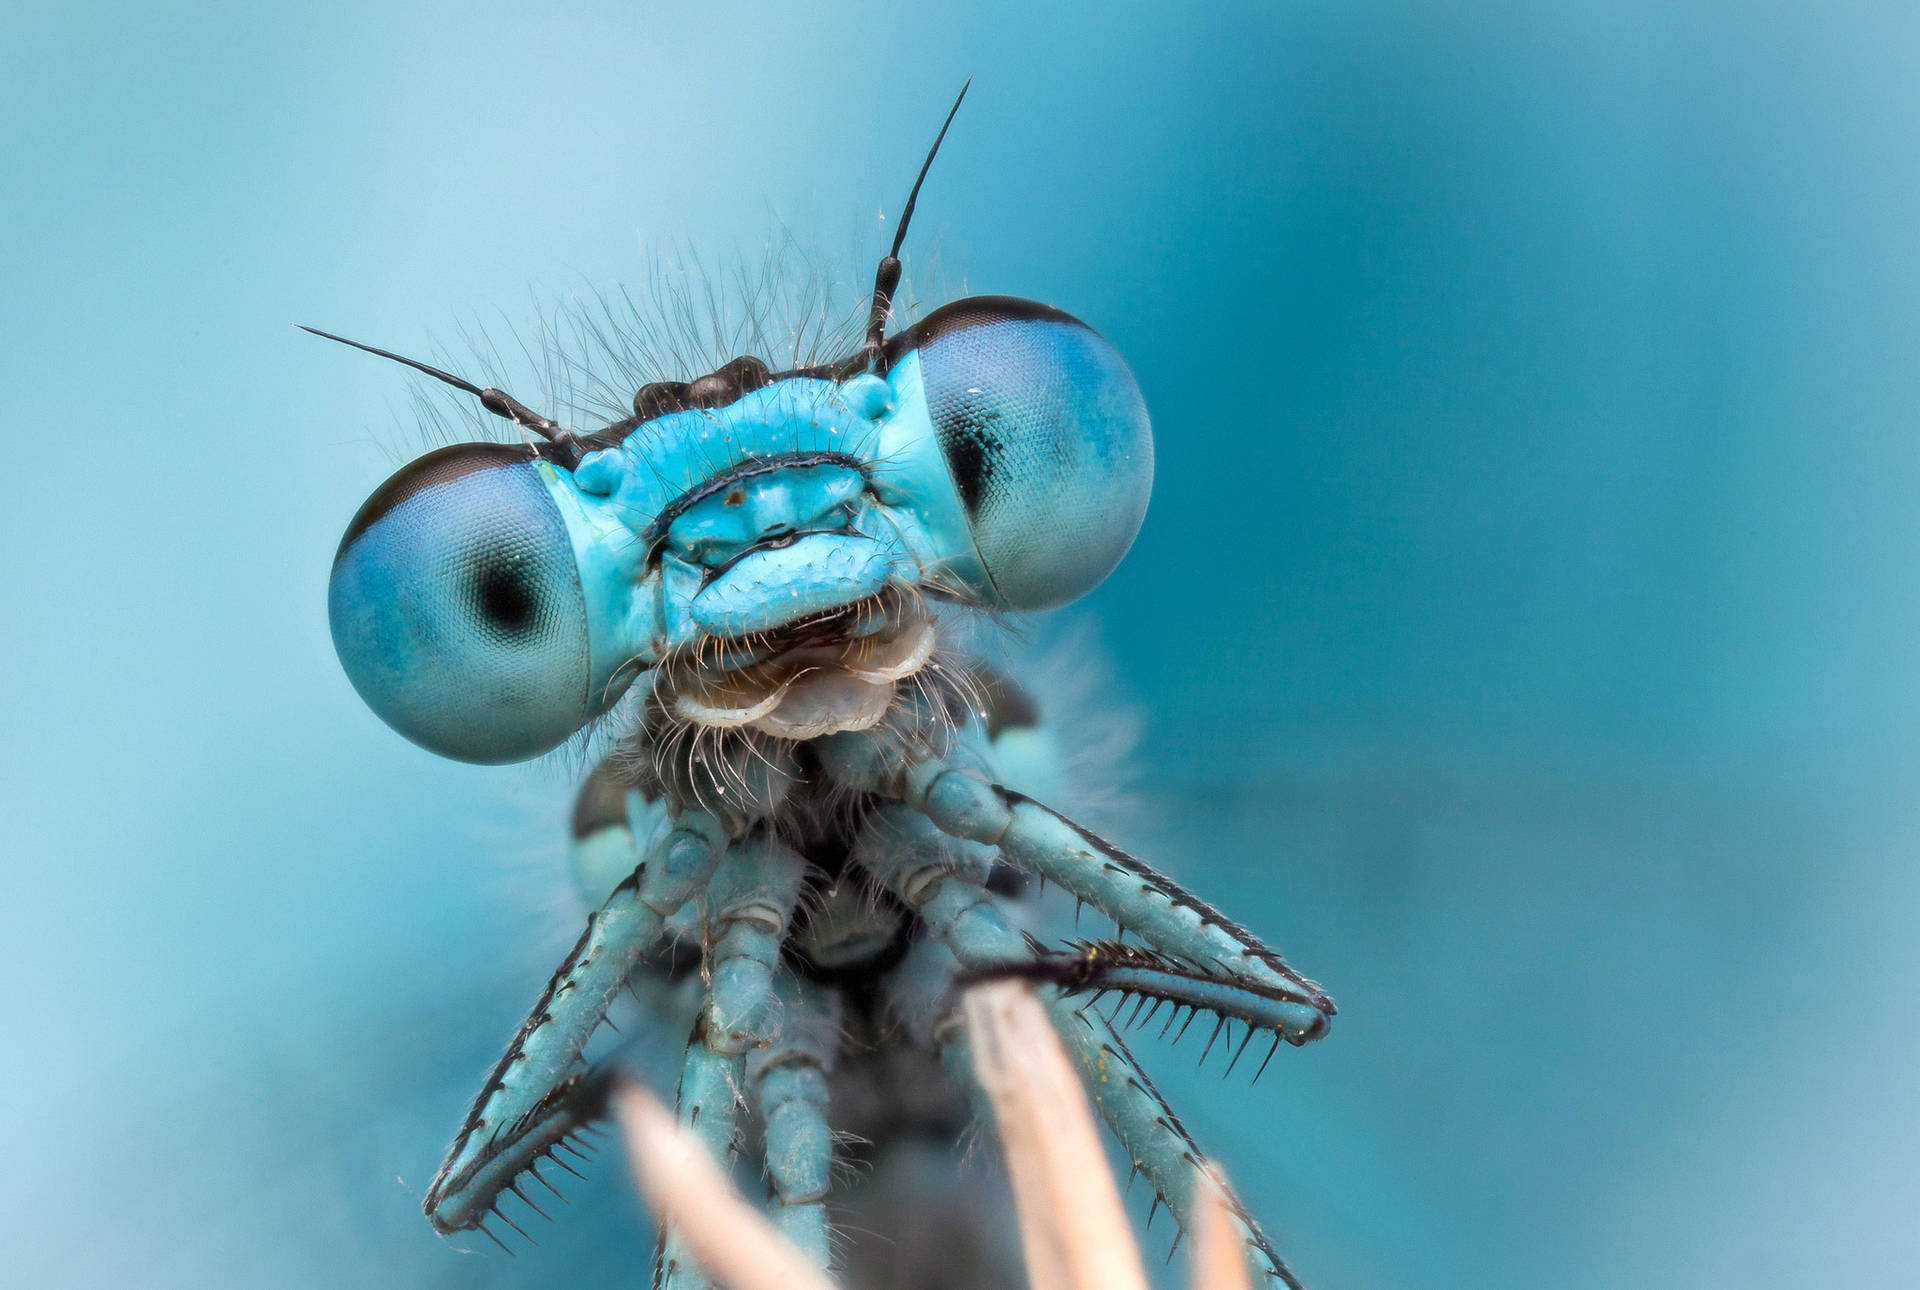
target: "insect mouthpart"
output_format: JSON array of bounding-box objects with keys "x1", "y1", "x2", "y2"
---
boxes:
[{"x1": 659, "y1": 589, "x2": 937, "y2": 740}]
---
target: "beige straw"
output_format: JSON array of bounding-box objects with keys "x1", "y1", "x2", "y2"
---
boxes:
[
  {"x1": 1190, "y1": 1162, "x2": 1256, "y2": 1290},
  {"x1": 963, "y1": 978, "x2": 1152, "y2": 1290},
  {"x1": 610, "y1": 1079, "x2": 842, "y2": 1290},
  {"x1": 612, "y1": 984, "x2": 1261, "y2": 1290}
]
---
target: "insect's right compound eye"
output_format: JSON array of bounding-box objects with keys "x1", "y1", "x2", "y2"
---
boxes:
[
  {"x1": 328, "y1": 443, "x2": 594, "y2": 764},
  {"x1": 910, "y1": 298, "x2": 1154, "y2": 610}
]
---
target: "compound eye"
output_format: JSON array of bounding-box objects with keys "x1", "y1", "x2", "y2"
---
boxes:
[
  {"x1": 328, "y1": 443, "x2": 593, "y2": 763},
  {"x1": 914, "y1": 298, "x2": 1153, "y2": 610}
]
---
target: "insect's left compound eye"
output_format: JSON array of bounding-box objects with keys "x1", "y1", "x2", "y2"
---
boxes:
[
  {"x1": 328, "y1": 443, "x2": 594, "y2": 764},
  {"x1": 908, "y1": 298, "x2": 1154, "y2": 610}
]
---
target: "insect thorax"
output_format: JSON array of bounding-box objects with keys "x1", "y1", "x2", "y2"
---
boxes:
[{"x1": 569, "y1": 642, "x2": 1043, "y2": 976}]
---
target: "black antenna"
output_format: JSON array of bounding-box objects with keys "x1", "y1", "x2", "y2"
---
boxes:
[
  {"x1": 296, "y1": 324, "x2": 588, "y2": 464},
  {"x1": 864, "y1": 79, "x2": 971, "y2": 371}
]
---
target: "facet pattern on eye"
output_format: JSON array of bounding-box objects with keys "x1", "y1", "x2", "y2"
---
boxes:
[
  {"x1": 328, "y1": 449, "x2": 591, "y2": 763},
  {"x1": 922, "y1": 314, "x2": 1153, "y2": 609}
]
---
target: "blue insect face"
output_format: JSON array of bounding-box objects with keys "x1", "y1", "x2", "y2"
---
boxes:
[
  {"x1": 325, "y1": 297, "x2": 1152, "y2": 763},
  {"x1": 328, "y1": 443, "x2": 604, "y2": 763}
]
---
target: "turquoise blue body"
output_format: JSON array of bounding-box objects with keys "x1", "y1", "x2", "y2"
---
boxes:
[{"x1": 324, "y1": 281, "x2": 1333, "y2": 1289}]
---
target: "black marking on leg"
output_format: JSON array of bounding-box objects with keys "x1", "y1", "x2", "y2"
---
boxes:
[
  {"x1": 1095, "y1": 1021, "x2": 1305, "y2": 1290},
  {"x1": 427, "y1": 1066, "x2": 614, "y2": 1235},
  {"x1": 998, "y1": 790, "x2": 1336, "y2": 1017},
  {"x1": 960, "y1": 938, "x2": 1327, "y2": 1072},
  {"x1": 527, "y1": 1163, "x2": 567, "y2": 1203},
  {"x1": 1225, "y1": 1025, "x2": 1258, "y2": 1077},
  {"x1": 1256, "y1": 1033, "x2": 1285, "y2": 1084},
  {"x1": 509, "y1": 1182, "x2": 550, "y2": 1222},
  {"x1": 1200, "y1": 1017, "x2": 1228, "y2": 1067},
  {"x1": 492, "y1": 1203, "x2": 535, "y2": 1245},
  {"x1": 426, "y1": 866, "x2": 648, "y2": 1229}
]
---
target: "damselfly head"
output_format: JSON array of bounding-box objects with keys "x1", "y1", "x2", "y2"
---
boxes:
[{"x1": 316, "y1": 88, "x2": 1153, "y2": 766}]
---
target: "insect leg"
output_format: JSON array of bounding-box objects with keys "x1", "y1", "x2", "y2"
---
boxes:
[
  {"x1": 880, "y1": 751, "x2": 1333, "y2": 1045},
  {"x1": 852, "y1": 803, "x2": 1302, "y2": 1290},
  {"x1": 425, "y1": 807, "x2": 730, "y2": 1237},
  {"x1": 1050, "y1": 1007, "x2": 1305, "y2": 1290},
  {"x1": 747, "y1": 976, "x2": 842, "y2": 1268},
  {"x1": 850, "y1": 803, "x2": 1029, "y2": 964},
  {"x1": 656, "y1": 831, "x2": 809, "y2": 1290},
  {"x1": 969, "y1": 939, "x2": 1318, "y2": 1071}
]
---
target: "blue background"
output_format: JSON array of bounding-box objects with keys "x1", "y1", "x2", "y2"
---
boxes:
[{"x1": 6, "y1": 2, "x2": 1918, "y2": 1286}]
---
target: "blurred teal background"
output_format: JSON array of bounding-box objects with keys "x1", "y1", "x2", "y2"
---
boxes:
[{"x1": 5, "y1": 1, "x2": 1918, "y2": 1286}]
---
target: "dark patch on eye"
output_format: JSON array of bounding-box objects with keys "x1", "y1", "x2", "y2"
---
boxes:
[
  {"x1": 910, "y1": 302, "x2": 1097, "y2": 521},
  {"x1": 337, "y1": 442, "x2": 538, "y2": 557},
  {"x1": 473, "y1": 555, "x2": 539, "y2": 638},
  {"x1": 881, "y1": 295, "x2": 1087, "y2": 366},
  {"x1": 937, "y1": 399, "x2": 1005, "y2": 515}
]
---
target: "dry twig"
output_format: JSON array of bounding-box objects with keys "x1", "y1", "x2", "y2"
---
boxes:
[
  {"x1": 964, "y1": 979, "x2": 1151, "y2": 1290},
  {"x1": 610, "y1": 1079, "x2": 841, "y2": 1290},
  {"x1": 1190, "y1": 1163, "x2": 1256, "y2": 1290},
  {"x1": 612, "y1": 982, "x2": 1269, "y2": 1290}
]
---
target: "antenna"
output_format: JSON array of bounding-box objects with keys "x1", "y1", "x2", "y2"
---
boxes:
[
  {"x1": 864, "y1": 79, "x2": 972, "y2": 371},
  {"x1": 296, "y1": 324, "x2": 588, "y2": 464}
]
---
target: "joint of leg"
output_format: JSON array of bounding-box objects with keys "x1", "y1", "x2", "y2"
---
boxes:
[
  {"x1": 715, "y1": 898, "x2": 787, "y2": 938},
  {"x1": 913, "y1": 768, "x2": 1012, "y2": 845},
  {"x1": 896, "y1": 860, "x2": 959, "y2": 907},
  {"x1": 641, "y1": 828, "x2": 718, "y2": 914},
  {"x1": 700, "y1": 1024, "x2": 765, "y2": 1058},
  {"x1": 916, "y1": 885, "x2": 1014, "y2": 958},
  {"x1": 944, "y1": 837, "x2": 996, "y2": 888},
  {"x1": 754, "y1": 1059, "x2": 829, "y2": 1107},
  {"x1": 770, "y1": 1190, "x2": 829, "y2": 1209},
  {"x1": 705, "y1": 958, "x2": 777, "y2": 1053},
  {"x1": 893, "y1": 841, "x2": 991, "y2": 905}
]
